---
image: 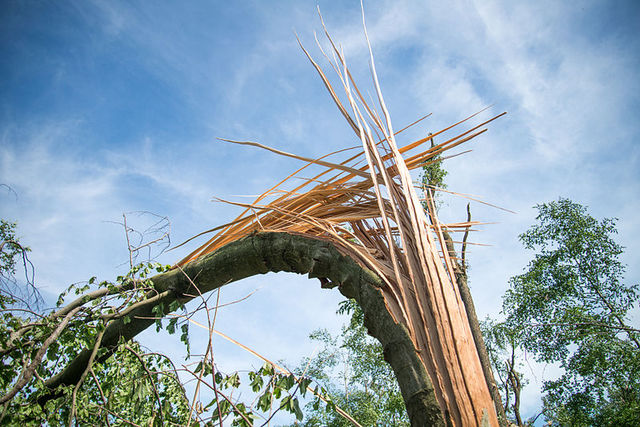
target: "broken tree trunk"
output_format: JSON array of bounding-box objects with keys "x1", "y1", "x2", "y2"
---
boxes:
[{"x1": 37, "y1": 232, "x2": 445, "y2": 425}]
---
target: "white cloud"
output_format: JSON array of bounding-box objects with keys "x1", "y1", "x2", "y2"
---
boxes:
[
  {"x1": 472, "y1": 0, "x2": 639, "y2": 163},
  {"x1": 2, "y1": 2, "x2": 639, "y2": 422},
  {"x1": 323, "y1": 0, "x2": 423, "y2": 58}
]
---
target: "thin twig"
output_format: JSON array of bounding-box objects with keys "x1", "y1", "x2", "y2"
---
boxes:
[
  {"x1": 528, "y1": 321, "x2": 640, "y2": 334},
  {"x1": 123, "y1": 213, "x2": 134, "y2": 271},
  {"x1": 461, "y1": 203, "x2": 471, "y2": 269},
  {"x1": 89, "y1": 369, "x2": 112, "y2": 427},
  {"x1": 69, "y1": 326, "x2": 106, "y2": 426}
]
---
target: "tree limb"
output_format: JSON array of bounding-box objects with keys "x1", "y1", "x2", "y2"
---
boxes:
[{"x1": 35, "y1": 232, "x2": 444, "y2": 426}]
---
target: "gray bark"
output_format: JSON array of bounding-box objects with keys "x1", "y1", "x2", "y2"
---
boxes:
[{"x1": 38, "y1": 232, "x2": 444, "y2": 426}]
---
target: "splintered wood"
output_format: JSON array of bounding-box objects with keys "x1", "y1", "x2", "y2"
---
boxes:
[{"x1": 178, "y1": 24, "x2": 502, "y2": 426}]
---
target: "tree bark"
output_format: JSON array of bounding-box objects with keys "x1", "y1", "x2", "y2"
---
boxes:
[{"x1": 38, "y1": 232, "x2": 444, "y2": 426}]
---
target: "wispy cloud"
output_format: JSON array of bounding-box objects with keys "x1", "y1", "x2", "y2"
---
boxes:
[{"x1": 2, "y1": 2, "x2": 638, "y2": 421}]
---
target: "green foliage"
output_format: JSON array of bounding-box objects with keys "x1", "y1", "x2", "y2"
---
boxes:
[
  {"x1": 206, "y1": 362, "x2": 310, "y2": 426},
  {"x1": 295, "y1": 299, "x2": 408, "y2": 426},
  {"x1": 76, "y1": 341, "x2": 190, "y2": 426},
  {"x1": 3, "y1": 341, "x2": 193, "y2": 426},
  {"x1": 419, "y1": 134, "x2": 448, "y2": 211},
  {"x1": 419, "y1": 134, "x2": 448, "y2": 190},
  {"x1": 0, "y1": 219, "x2": 38, "y2": 308},
  {"x1": 500, "y1": 199, "x2": 640, "y2": 425},
  {"x1": 0, "y1": 225, "x2": 194, "y2": 425},
  {"x1": 0, "y1": 220, "x2": 23, "y2": 277}
]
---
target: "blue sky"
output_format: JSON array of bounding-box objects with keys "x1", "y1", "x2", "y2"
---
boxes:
[{"x1": 1, "y1": 0, "x2": 639, "y2": 422}]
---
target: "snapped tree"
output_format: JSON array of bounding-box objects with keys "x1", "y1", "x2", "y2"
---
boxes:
[
  {"x1": 283, "y1": 146, "x2": 507, "y2": 426},
  {"x1": 0, "y1": 18, "x2": 507, "y2": 426}
]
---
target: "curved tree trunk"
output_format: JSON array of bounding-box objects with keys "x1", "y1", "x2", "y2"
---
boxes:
[{"x1": 38, "y1": 232, "x2": 445, "y2": 425}]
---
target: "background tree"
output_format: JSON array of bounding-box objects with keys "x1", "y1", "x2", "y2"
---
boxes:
[
  {"x1": 419, "y1": 133, "x2": 447, "y2": 212},
  {"x1": 480, "y1": 318, "x2": 530, "y2": 425},
  {"x1": 498, "y1": 199, "x2": 640, "y2": 425},
  {"x1": 0, "y1": 219, "x2": 38, "y2": 308},
  {"x1": 296, "y1": 299, "x2": 408, "y2": 426}
]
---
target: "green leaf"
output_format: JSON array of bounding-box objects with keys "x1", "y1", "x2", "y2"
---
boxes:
[
  {"x1": 262, "y1": 362, "x2": 275, "y2": 376},
  {"x1": 250, "y1": 372, "x2": 263, "y2": 392},
  {"x1": 257, "y1": 391, "x2": 272, "y2": 412},
  {"x1": 299, "y1": 377, "x2": 312, "y2": 397},
  {"x1": 293, "y1": 397, "x2": 303, "y2": 421},
  {"x1": 166, "y1": 318, "x2": 177, "y2": 334},
  {"x1": 273, "y1": 385, "x2": 282, "y2": 399},
  {"x1": 180, "y1": 323, "x2": 190, "y2": 355}
]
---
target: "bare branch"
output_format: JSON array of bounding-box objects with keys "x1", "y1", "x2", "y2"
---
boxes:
[
  {"x1": 0, "y1": 184, "x2": 18, "y2": 200},
  {"x1": 461, "y1": 202, "x2": 471, "y2": 269}
]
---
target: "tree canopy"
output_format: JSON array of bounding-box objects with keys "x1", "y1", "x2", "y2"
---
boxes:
[
  {"x1": 487, "y1": 199, "x2": 640, "y2": 425},
  {"x1": 295, "y1": 299, "x2": 409, "y2": 426}
]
